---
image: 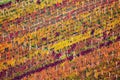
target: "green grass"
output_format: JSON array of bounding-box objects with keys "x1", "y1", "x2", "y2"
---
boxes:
[{"x1": 0, "y1": 0, "x2": 15, "y2": 5}]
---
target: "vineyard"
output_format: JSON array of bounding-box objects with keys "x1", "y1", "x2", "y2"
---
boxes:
[{"x1": 0, "y1": 0, "x2": 120, "y2": 80}]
